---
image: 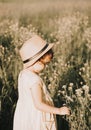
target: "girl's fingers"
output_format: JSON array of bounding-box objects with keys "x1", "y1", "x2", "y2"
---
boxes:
[{"x1": 59, "y1": 106, "x2": 70, "y2": 115}]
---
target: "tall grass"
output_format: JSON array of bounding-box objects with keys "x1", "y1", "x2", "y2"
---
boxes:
[
  {"x1": 0, "y1": 1, "x2": 91, "y2": 130},
  {"x1": 0, "y1": 0, "x2": 91, "y2": 20}
]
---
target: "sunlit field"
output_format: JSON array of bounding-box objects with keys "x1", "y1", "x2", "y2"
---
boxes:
[{"x1": 0, "y1": 0, "x2": 91, "y2": 130}]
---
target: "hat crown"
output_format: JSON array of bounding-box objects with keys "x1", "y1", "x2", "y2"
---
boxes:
[{"x1": 20, "y1": 35, "x2": 46, "y2": 61}]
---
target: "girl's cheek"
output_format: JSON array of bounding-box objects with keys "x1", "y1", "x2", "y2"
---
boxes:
[
  {"x1": 41, "y1": 55, "x2": 52, "y2": 64},
  {"x1": 33, "y1": 62, "x2": 44, "y2": 72},
  {"x1": 44, "y1": 57, "x2": 52, "y2": 64}
]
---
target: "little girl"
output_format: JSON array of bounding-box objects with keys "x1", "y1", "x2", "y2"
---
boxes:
[{"x1": 13, "y1": 35, "x2": 70, "y2": 130}]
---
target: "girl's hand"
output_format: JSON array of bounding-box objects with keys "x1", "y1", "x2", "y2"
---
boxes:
[{"x1": 59, "y1": 106, "x2": 70, "y2": 115}]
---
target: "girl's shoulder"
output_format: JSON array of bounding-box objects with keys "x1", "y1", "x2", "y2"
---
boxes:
[
  {"x1": 19, "y1": 69, "x2": 43, "y2": 88},
  {"x1": 19, "y1": 69, "x2": 41, "y2": 83}
]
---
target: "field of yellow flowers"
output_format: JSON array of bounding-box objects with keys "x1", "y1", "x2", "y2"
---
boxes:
[{"x1": 0, "y1": 0, "x2": 91, "y2": 130}]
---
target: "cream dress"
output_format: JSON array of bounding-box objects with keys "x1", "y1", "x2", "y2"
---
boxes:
[{"x1": 13, "y1": 69, "x2": 57, "y2": 130}]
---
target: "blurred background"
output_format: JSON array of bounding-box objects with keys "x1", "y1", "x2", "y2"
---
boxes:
[{"x1": 0, "y1": 0, "x2": 91, "y2": 130}]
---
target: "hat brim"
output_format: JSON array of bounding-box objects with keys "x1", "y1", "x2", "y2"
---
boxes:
[{"x1": 24, "y1": 43, "x2": 54, "y2": 68}]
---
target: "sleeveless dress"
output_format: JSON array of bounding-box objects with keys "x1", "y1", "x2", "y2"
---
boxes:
[{"x1": 13, "y1": 69, "x2": 57, "y2": 130}]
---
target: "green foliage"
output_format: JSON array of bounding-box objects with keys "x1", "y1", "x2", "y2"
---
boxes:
[
  {"x1": 0, "y1": 11, "x2": 91, "y2": 130},
  {"x1": 0, "y1": 20, "x2": 36, "y2": 130}
]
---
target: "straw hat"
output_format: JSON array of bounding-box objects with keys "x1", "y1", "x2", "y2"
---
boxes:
[{"x1": 19, "y1": 35, "x2": 54, "y2": 68}]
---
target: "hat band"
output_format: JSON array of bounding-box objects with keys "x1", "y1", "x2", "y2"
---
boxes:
[{"x1": 23, "y1": 43, "x2": 49, "y2": 64}]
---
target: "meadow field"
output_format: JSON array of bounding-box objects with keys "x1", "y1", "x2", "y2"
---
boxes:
[{"x1": 0, "y1": 0, "x2": 91, "y2": 130}]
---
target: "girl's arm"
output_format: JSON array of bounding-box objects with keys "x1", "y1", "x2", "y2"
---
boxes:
[{"x1": 30, "y1": 84, "x2": 70, "y2": 115}]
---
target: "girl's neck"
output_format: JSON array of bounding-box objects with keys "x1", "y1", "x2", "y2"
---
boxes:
[{"x1": 23, "y1": 65, "x2": 39, "y2": 74}]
